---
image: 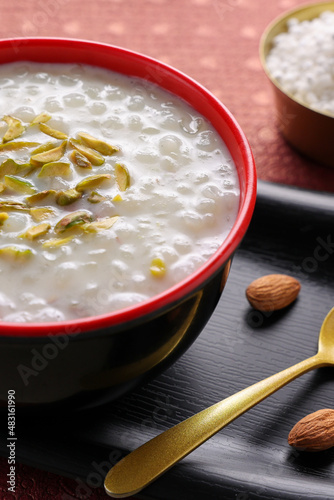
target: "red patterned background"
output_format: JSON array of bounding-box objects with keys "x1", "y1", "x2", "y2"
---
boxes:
[{"x1": 0, "y1": 0, "x2": 333, "y2": 499}]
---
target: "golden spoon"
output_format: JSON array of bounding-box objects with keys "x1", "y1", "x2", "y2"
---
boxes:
[{"x1": 104, "y1": 307, "x2": 334, "y2": 498}]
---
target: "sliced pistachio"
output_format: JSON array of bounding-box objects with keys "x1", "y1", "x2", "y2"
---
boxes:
[
  {"x1": 30, "y1": 140, "x2": 67, "y2": 167},
  {"x1": 2, "y1": 115, "x2": 25, "y2": 142},
  {"x1": 83, "y1": 215, "x2": 119, "y2": 233},
  {"x1": 69, "y1": 139, "x2": 104, "y2": 166},
  {"x1": 0, "y1": 141, "x2": 40, "y2": 152},
  {"x1": 26, "y1": 190, "x2": 57, "y2": 205},
  {"x1": 54, "y1": 210, "x2": 94, "y2": 233},
  {"x1": 150, "y1": 257, "x2": 166, "y2": 278},
  {"x1": 0, "y1": 212, "x2": 9, "y2": 225},
  {"x1": 0, "y1": 245, "x2": 33, "y2": 261},
  {"x1": 42, "y1": 235, "x2": 74, "y2": 248},
  {"x1": 39, "y1": 123, "x2": 68, "y2": 140},
  {"x1": 69, "y1": 150, "x2": 92, "y2": 169},
  {"x1": 0, "y1": 159, "x2": 31, "y2": 179},
  {"x1": 77, "y1": 132, "x2": 119, "y2": 156},
  {"x1": 75, "y1": 173, "x2": 111, "y2": 192},
  {"x1": 4, "y1": 175, "x2": 36, "y2": 195},
  {"x1": 0, "y1": 200, "x2": 28, "y2": 212},
  {"x1": 0, "y1": 183, "x2": 5, "y2": 194},
  {"x1": 115, "y1": 163, "x2": 130, "y2": 191},
  {"x1": 31, "y1": 141, "x2": 58, "y2": 155},
  {"x1": 55, "y1": 188, "x2": 82, "y2": 206},
  {"x1": 20, "y1": 222, "x2": 51, "y2": 240},
  {"x1": 38, "y1": 161, "x2": 71, "y2": 178},
  {"x1": 87, "y1": 191, "x2": 106, "y2": 203},
  {"x1": 112, "y1": 193, "x2": 123, "y2": 202},
  {"x1": 30, "y1": 206, "x2": 55, "y2": 222},
  {"x1": 30, "y1": 112, "x2": 51, "y2": 125}
]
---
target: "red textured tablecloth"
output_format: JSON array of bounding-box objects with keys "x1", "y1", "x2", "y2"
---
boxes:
[{"x1": 0, "y1": 0, "x2": 333, "y2": 499}]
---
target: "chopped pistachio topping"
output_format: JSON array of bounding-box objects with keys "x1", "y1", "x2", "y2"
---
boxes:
[
  {"x1": 31, "y1": 141, "x2": 58, "y2": 155},
  {"x1": 87, "y1": 191, "x2": 106, "y2": 203},
  {"x1": 69, "y1": 139, "x2": 105, "y2": 166},
  {"x1": 30, "y1": 206, "x2": 55, "y2": 222},
  {"x1": 38, "y1": 161, "x2": 71, "y2": 178},
  {"x1": 0, "y1": 245, "x2": 33, "y2": 261},
  {"x1": 39, "y1": 122, "x2": 68, "y2": 140},
  {"x1": 0, "y1": 212, "x2": 9, "y2": 225},
  {"x1": 42, "y1": 235, "x2": 75, "y2": 248},
  {"x1": 30, "y1": 140, "x2": 67, "y2": 167},
  {"x1": 75, "y1": 174, "x2": 111, "y2": 192},
  {"x1": 150, "y1": 257, "x2": 166, "y2": 277},
  {"x1": 0, "y1": 200, "x2": 28, "y2": 212},
  {"x1": 115, "y1": 163, "x2": 130, "y2": 191},
  {"x1": 112, "y1": 193, "x2": 123, "y2": 202},
  {"x1": 54, "y1": 210, "x2": 94, "y2": 233},
  {"x1": 69, "y1": 149, "x2": 92, "y2": 169},
  {"x1": 0, "y1": 159, "x2": 32, "y2": 179},
  {"x1": 2, "y1": 115, "x2": 25, "y2": 142},
  {"x1": 20, "y1": 222, "x2": 51, "y2": 240},
  {"x1": 30, "y1": 112, "x2": 51, "y2": 125},
  {"x1": 0, "y1": 141, "x2": 40, "y2": 152},
  {"x1": 77, "y1": 132, "x2": 119, "y2": 156},
  {"x1": 26, "y1": 190, "x2": 57, "y2": 205},
  {"x1": 4, "y1": 175, "x2": 36, "y2": 195},
  {"x1": 83, "y1": 215, "x2": 119, "y2": 233},
  {"x1": 55, "y1": 188, "x2": 82, "y2": 206}
]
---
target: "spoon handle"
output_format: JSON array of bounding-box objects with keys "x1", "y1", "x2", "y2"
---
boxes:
[{"x1": 104, "y1": 354, "x2": 324, "y2": 498}]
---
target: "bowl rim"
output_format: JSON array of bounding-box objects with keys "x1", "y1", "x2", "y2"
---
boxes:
[
  {"x1": 259, "y1": 1, "x2": 334, "y2": 118},
  {"x1": 0, "y1": 37, "x2": 256, "y2": 338}
]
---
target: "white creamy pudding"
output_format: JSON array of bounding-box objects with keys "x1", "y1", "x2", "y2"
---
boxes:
[{"x1": 0, "y1": 62, "x2": 239, "y2": 322}]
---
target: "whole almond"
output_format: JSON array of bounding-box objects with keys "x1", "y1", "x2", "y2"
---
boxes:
[
  {"x1": 288, "y1": 409, "x2": 334, "y2": 451},
  {"x1": 246, "y1": 274, "x2": 301, "y2": 312}
]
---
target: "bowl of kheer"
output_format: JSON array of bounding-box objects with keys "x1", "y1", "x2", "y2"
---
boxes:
[
  {"x1": 0, "y1": 38, "x2": 256, "y2": 409},
  {"x1": 260, "y1": 2, "x2": 334, "y2": 167}
]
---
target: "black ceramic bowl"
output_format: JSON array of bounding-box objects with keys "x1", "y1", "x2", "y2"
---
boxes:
[{"x1": 0, "y1": 38, "x2": 256, "y2": 410}]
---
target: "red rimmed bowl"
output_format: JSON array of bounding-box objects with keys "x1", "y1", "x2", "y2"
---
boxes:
[{"x1": 0, "y1": 38, "x2": 256, "y2": 409}]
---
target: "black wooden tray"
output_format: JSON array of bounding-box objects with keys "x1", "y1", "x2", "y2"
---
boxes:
[{"x1": 1, "y1": 180, "x2": 334, "y2": 500}]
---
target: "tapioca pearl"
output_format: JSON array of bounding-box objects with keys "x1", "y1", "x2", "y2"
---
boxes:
[
  {"x1": 31, "y1": 72, "x2": 50, "y2": 84},
  {"x1": 55, "y1": 261, "x2": 80, "y2": 287},
  {"x1": 180, "y1": 210, "x2": 205, "y2": 231},
  {"x1": 63, "y1": 93, "x2": 87, "y2": 107},
  {"x1": 3, "y1": 213, "x2": 30, "y2": 233},
  {"x1": 159, "y1": 135, "x2": 183, "y2": 155},
  {"x1": 160, "y1": 115, "x2": 178, "y2": 130},
  {"x1": 196, "y1": 130, "x2": 221, "y2": 152},
  {"x1": 106, "y1": 292, "x2": 149, "y2": 311},
  {"x1": 58, "y1": 74, "x2": 78, "y2": 87},
  {"x1": 128, "y1": 114, "x2": 143, "y2": 131},
  {"x1": 198, "y1": 239, "x2": 221, "y2": 259},
  {"x1": 119, "y1": 244, "x2": 136, "y2": 260},
  {"x1": 223, "y1": 178, "x2": 236, "y2": 190},
  {"x1": 3, "y1": 310, "x2": 34, "y2": 322},
  {"x1": 171, "y1": 254, "x2": 206, "y2": 282},
  {"x1": 0, "y1": 292, "x2": 15, "y2": 313},
  {"x1": 135, "y1": 149, "x2": 159, "y2": 164},
  {"x1": 101, "y1": 116, "x2": 124, "y2": 133},
  {"x1": 34, "y1": 306, "x2": 66, "y2": 322},
  {"x1": 11, "y1": 106, "x2": 35, "y2": 122},
  {"x1": 88, "y1": 101, "x2": 107, "y2": 115},
  {"x1": 85, "y1": 86, "x2": 102, "y2": 99},
  {"x1": 127, "y1": 94, "x2": 145, "y2": 111},
  {"x1": 110, "y1": 259, "x2": 129, "y2": 280},
  {"x1": 160, "y1": 156, "x2": 178, "y2": 172},
  {"x1": 201, "y1": 183, "x2": 224, "y2": 201},
  {"x1": 173, "y1": 234, "x2": 193, "y2": 254},
  {"x1": 217, "y1": 162, "x2": 234, "y2": 177},
  {"x1": 105, "y1": 86, "x2": 126, "y2": 101},
  {"x1": 20, "y1": 292, "x2": 46, "y2": 307},
  {"x1": 25, "y1": 85, "x2": 40, "y2": 96},
  {"x1": 142, "y1": 126, "x2": 161, "y2": 135},
  {"x1": 178, "y1": 114, "x2": 203, "y2": 135},
  {"x1": 197, "y1": 198, "x2": 217, "y2": 214},
  {"x1": 176, "y1": 182, "x2": 192, "y2": 195},
  {"x1": 154, "y1": 245, "x2": 179, "y2": 264},
  {"x1": 44, "y1": 97, "x2": 63, "y2": 112}
]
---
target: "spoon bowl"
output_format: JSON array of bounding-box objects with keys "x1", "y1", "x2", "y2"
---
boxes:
[{"x1": 104, "y1": 307, "x2": 334, "y2": 498}]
